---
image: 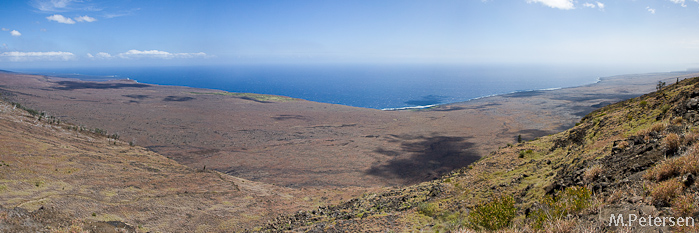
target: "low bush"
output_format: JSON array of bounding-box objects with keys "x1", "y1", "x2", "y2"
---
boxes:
[
  {"x1": 416, "y1": 202, "x2": 439, "y2": 217},
  {"x1": 467, "y1": 195, "x2": 516, "y2": 231},
  {"x1": 532, "y1": 186, "x2": 591, "y2": 229}
]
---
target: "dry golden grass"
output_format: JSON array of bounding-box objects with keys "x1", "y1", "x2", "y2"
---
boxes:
[
  {"x1": 616, "y1": 140, "x2": 629, "y2": 150},
  {"x1": 583, "y1": 164, "x2": 604, "y2": 184},
  {"x1": 664, "y1": 133, "x2": 682, "y2": 151},
  {"x1": 644, "y1": 146, "x2": 699, "y2": 181},
  {"x1": 606, "y1": 189, "x2": 626, "y2": 204},
  {"x1": 541, "y1": 218, "x2": 578, "y2": 233},
  {"x1": 49, "y1": 220, "x2": 89, "y2": 233},
  {"x1": 672, "y1": 193, "x2": 697, "y2": 217},
  {"x1": 650, "y1": 178, "x2": 683, "y2": 204},
  {"x1": 650, "y1": 122, "x2": 667, "y2": 133},
  {"x1": 672, "y1": 117, "x2": 685, "y2": 125}
]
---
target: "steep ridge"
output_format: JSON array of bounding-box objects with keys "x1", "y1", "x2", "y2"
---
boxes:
[
  {"x1": 261, "y1": 77, "x2": 699, "y2": 232},
  {"x1": 0, "y1": 99, "x2": 361, "y2": 232}
]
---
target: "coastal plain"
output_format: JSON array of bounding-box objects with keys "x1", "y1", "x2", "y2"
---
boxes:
[
  {"x1": 2, "y1": 70, "x2": 696, "y2": 188},
  {"x1": 2, "y1": 70, "x2": 699, "y2": 231}
]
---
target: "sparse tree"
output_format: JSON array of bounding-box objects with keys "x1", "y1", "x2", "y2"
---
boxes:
[{"x1": 656, "y1": 81, "x2": 666, "y2": 91}]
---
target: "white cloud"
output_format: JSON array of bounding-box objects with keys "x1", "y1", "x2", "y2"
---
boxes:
[
  {"x1": 74, "y1": 15, "x2": 97, "y2": 23},
  {"x1": 32, "y1": 0, "x2": 101, "y2": 12},
  {"x1": 526, "y1": 0, "x2": 575, "y2": 10},
  {"x1": 583, "y1": 2, "x2": 605, "y2": 10},
  {"x1": 88, "y1": 52, "x2": 113, "y2": 59},
  {"x1": 117, "y1": 50, "x2": 208, "y2": 59},
  {"x1": 96, "y1": 52, "x2": 112, "y2": 58},
  {"x1": 33, "y1": 0, "x2": 75, "y2": 12},
  {"x1": 1, "y1": 28, "x2": 9, "y2": 31},
  {"x1": 10, "y1": 30, "x2": 21, "y2": 36},
  {"x1": 669, "y1": 0, "x2": 687, "y2": 7},
  {"x1": 46, "y1": 14, "x2": 76, "y2": 24},
  {"x1": 647, "y1": 7, "x2": 656, "y2": 14},
  {"x1": 0, "y1": 51, "x2": 75, "y2": 62}
]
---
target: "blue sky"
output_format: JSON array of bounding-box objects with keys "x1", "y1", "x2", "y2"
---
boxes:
[{"x1": 1, "y1": 0, "x2": 699, "y2": 69}]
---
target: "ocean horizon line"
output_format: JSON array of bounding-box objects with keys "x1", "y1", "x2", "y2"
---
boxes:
[{"x1": 10, "y1": 65, "x2": 673, "y2": 110}]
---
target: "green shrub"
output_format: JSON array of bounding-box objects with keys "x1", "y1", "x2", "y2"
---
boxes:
[
  {"x1": 661, "y1": 105, "x2": 671, "y2": 115},
  {"x1": 640, "y1": 100, "x2": 648, "y2": 108},
  {"x1": 417, "y1": 202, "x2": 439, "y2": 217},
  {"x1": 467, "y1": 195, "x2": 516, "y2": 231},
  {"x1": 532, "y1": 186, "x2": 591, "y2": 229}
]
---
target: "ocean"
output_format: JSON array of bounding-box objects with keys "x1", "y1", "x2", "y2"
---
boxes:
[{"x1": 15, "y1": 64, "x2": 641, "y2": 110}]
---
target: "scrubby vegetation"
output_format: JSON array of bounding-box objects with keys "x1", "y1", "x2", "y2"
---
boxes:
[
  {"x1": 263, "y1": 76, "x2": 699, "y2": 232},
  {"x1": 467, "y1": 195, "x2": 516, "y2": 231},
  {"x1": 190, "y1": 91, "x2": 297, "y2": 102}
]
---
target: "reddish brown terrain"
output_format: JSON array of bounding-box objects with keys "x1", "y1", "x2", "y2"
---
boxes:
[
  {"x1": 2, "y1": 70, "x2": 699, "y2": 232},
  {"x1": 1, "y1": 70, "x2": 697, "y2": 189},
  {"x1": 0, "y1": 99, "x2": 372, "y2": 232}
]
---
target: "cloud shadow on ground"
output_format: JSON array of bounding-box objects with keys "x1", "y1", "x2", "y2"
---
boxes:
[
  {"x1": 366, "y1": 134, "x2": 480, "y2": 184},
  {"x1": 52, "y1": 81, "x2": 149, "y2": 90}
]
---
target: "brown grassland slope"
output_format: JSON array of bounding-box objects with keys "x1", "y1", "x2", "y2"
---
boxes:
[
  {"x1": 0, "y1": 99, "x2": 367, "y2": 232},
  {"x1": 262, "y1": 78, "x2": 699, "y2": 232},
  {"x1": 1, "y1": 70, "x2": 698, "y2": 232},
  {"x1": 1, "y1": 71, "x2": 693, "y2": 190}
]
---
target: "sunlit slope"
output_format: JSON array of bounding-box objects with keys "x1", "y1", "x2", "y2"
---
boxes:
[
  {"x1": 0, "y1": 100, "x2": 318, "y2": 232},
  {"x1": 264, "y1": 77, "x2": 699, "y2": 232}
]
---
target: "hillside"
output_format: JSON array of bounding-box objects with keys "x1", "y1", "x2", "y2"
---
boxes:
[
  {"x1": 0, "y1": 99, "x2": 370, "y2": 232},
  {"x1": 3, "y1": 71, "x2": 689, "y2": 189},
  {"x1": 261, "y1": 77, "x2": 699, "y2": 232},
  {"x1": 2, "y1": 71, "x2": 698, "y2": 232}
]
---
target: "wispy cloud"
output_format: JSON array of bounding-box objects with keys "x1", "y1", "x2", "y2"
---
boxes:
[
  {"x1": 583, "y1": 2, "x2": 605, "y2": 10},
  {"x1": 0, "y1": 51, "x2": 75, "y2": 62},
  {"x1": 1, "y1": 28, "x2": 9, "y2": 31},
  {"x1": 74, "y1": 15, "x2": 97, "y2": 22},
  {"x1": 647, "y1": 6, "x2": 656, "y2": 14},
  {"x1": 668, "y1": 0, "x2": 699, "y2": 7},
  {"x1": 46, "y1": 14, "x2": 98, "y2": 24},
  {"x1": 87, "y1": 52, "x2": 113, "y2": 59},
  {"x1": 669, "y1": 0, "x2": 687, "y2": 7},
  {"x1": 103, "y1": 8, "x2": 140, "y2": 19},
  {"x1": 96, "y1": 52, "x2": 112, "y2": 58},
  {"x1": 32, "y1": 0, "x2": 101, "y2": 12},
  {"x1": 526, "y1": 0, "x2": 575, "y2": 10},
  {"x1": 32, "y1": 0, "x2": 77, "y2": 12},
  {"x1": 46, "y1": 14, "x2": 75, "y2": 24},
  {"x1": 117, "y1": 50, "x2": 208, "y2": 59}
]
